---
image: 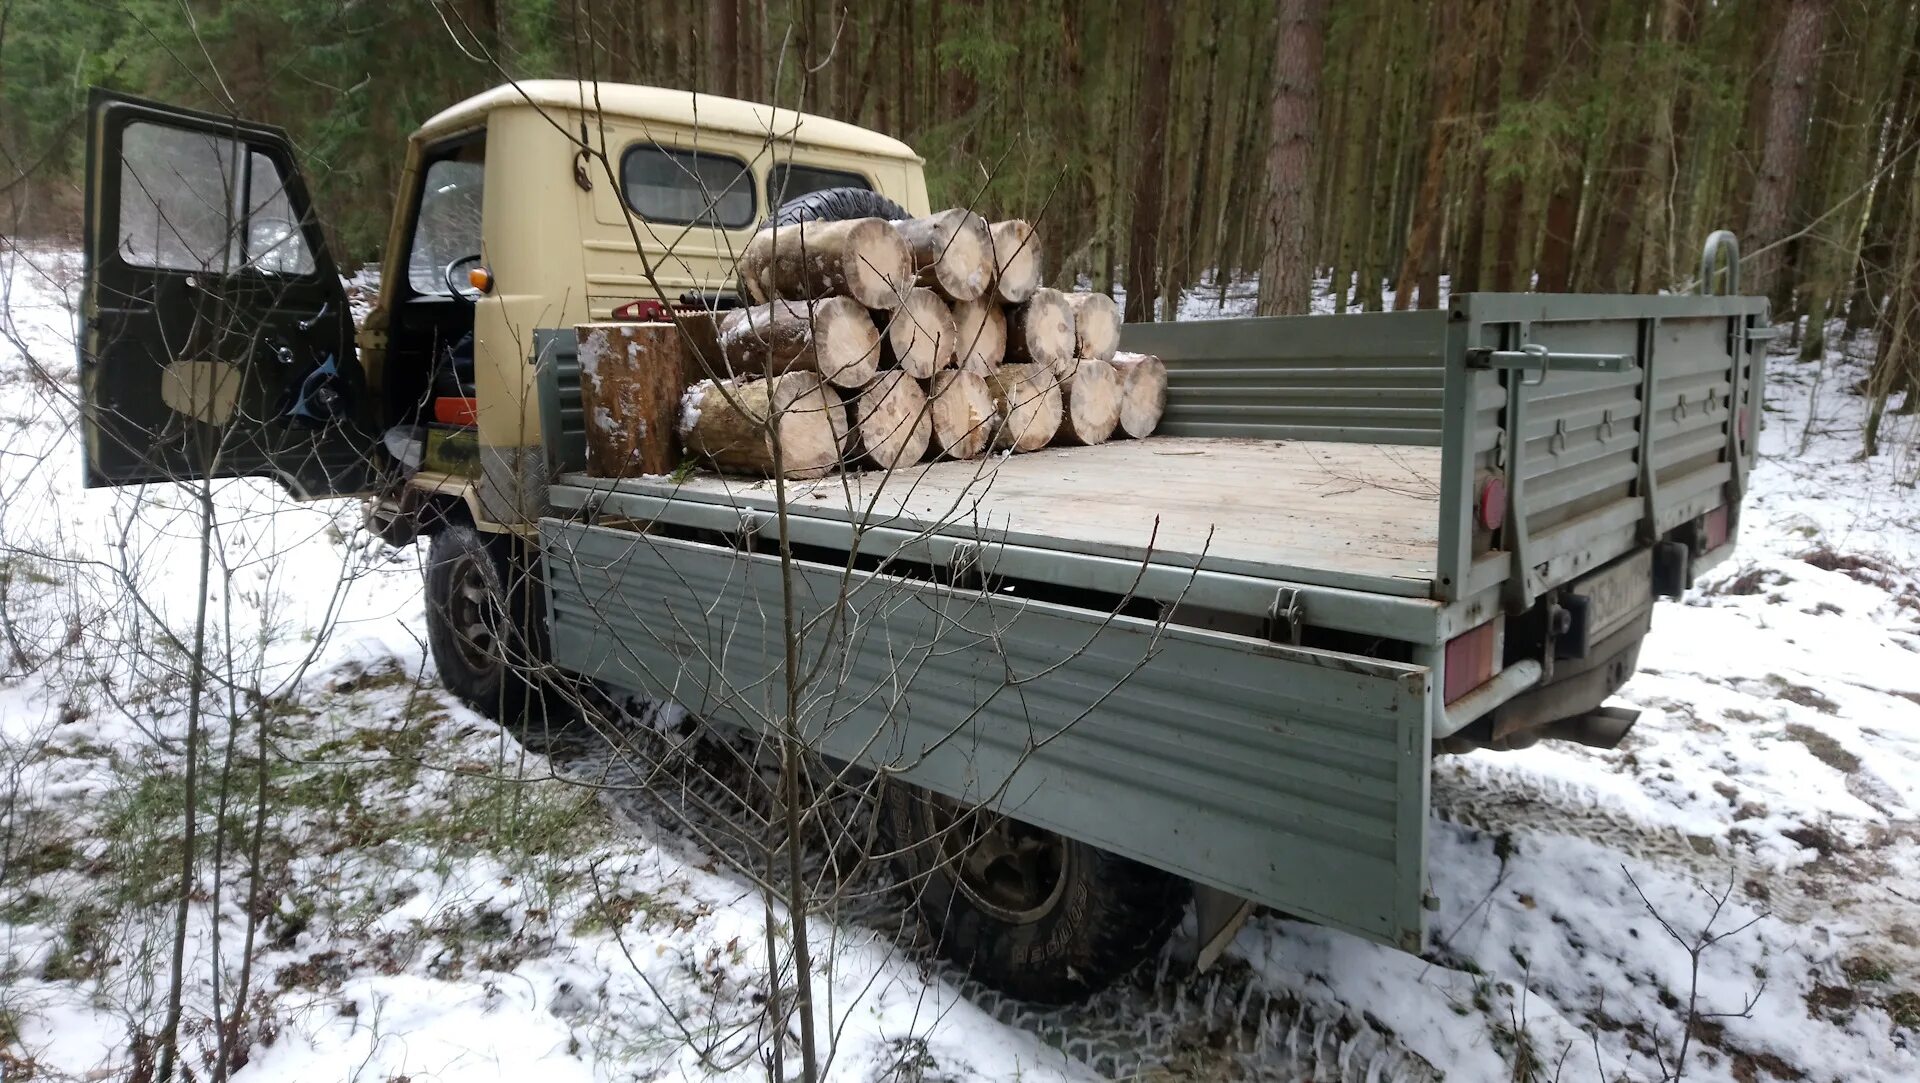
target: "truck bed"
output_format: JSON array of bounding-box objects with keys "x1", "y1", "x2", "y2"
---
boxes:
[{"x1": 666, "y1": 436, "x2": 1443, "y2": 595}]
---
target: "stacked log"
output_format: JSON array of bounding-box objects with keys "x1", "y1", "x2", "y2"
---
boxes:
[
  {"x1": 576, "y1": 321, "x2": 686, "y2": 477},
  {"x1": 1109, "y1": 352, "x2": 1169, "y2": 439},
  {"x1": 985, "y1": 363, "x2": 1063, "y2": 452},
  {"x1": 679, "y1": 371, "x2": 846, "y2": 478},
  {"x1": 583, "y1": 210, "x2": 1165, "y2": 482},
  {"x1": 926, "y1": 370, "x2": 996, "y2": 460},
  {"x1": 1053, "y1": 358, "x2": 1122, "y2": 446}
]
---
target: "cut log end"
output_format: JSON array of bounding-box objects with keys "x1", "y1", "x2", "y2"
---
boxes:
[
  {"x1": 876, "y1": 287, "x2": 958, "y2": 379},
  {"x1": 717, "y1": 296, "x2": 880, "y2": 388},
  {"x1": 848, "y1": 370, "x2": 932, "y2": 470},
  {"x1": 1007, "y1": 286, "x2": 1076, "y2": 374},
  {"x1": 1110, "y1": 352, "x2": 1169, "y2": 439},
  {"x1": 896, "y1": 209, "x2": 995, "y2": 302},
  {"x1": 741, "y1": 218, "x2": 913, "y2": 310},
  {"x1": 989, "y1": 220, "x2": 1042, "y2": 303},
  {"x1": 1064, "y1": 292, "x2": 1122, "y2": 361},
  {"x1": 926, "y1": 370, "x2": 995, "y2": 460},
  {"x1": 680, "y1": 371, "x2": 845, "y2": 478},
  {"x1": 951, "y1": 297, "x2": 1008, "y2": 375},
  {"x1": 985, "y1": 363, "x2": 1063, "y2": 452},
  {"x1": 1054, "y1": 358, "x2": 1122, "y2": 446}
]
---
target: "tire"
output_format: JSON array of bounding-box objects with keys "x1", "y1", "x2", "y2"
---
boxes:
[
  {"x1": 424, "y1": 524, "x2": 533, "y2": 721},
  {"x1": 879, "y1": 782, "x2": 1191, "y2": 1003},
  {"x1": 763, "y1": 186, "x2": 909, "y2": 229}
]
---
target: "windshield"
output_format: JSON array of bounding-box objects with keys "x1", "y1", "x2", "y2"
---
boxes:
[{"x1": 407, "y1": 158, "x2": 484, "y2": 294}]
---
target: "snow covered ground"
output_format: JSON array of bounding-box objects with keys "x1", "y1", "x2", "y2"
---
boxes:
[{"x1": 2, "y1": 247, "x2": 1917, "y2": 1082}]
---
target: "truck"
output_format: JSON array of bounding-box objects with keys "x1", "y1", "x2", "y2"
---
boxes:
[{"x1": 77, "y1": 81, "x2": 1770, "y2": 1004}]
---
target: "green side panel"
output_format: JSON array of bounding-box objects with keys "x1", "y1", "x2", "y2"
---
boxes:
[
  {"x1": 532, "y1": 328, "x2": 587, "y2": 477},
  {"x1": 1119, "y1": 310, "x2": 1448, "y2": 446},
  {"x1": 541, "y1": 521, "x2": 1436, "y2": 951}
]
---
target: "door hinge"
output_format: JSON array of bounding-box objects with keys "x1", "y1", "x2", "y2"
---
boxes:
[{"x1": 1266, "y1": 587, "x2": 1304, "y2": 645}]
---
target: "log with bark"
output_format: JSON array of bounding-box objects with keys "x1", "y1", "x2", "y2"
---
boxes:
[
  {"x1": 925, "y1": 370, "x2": 996, "y2": 460},
  {"x1": 875, "y1": 286, "x2": 957, "y2": 379},
  {"x1": 678, "y1": 371, "x2": 847, "y2": 478},
  {"x1": 1109, "y1": 351, "x2": 1169, "y2": 439},
  {"x1": 740, "y1": 217, "x2": 912, "y2": 309},
  {"x1": 985, "y1": 362, "x2": 1063, "y2": 452},
  {"x1": 950, "y1": 297, "x2": 1008, "y2": 375},
  {"x1": 1052, "y1": 358, "x2": 1122, "y2": 446},
  {"x1": 575, "y1": 321, "x2": 686, "y2": 477},
  {"x1": 717, "y1": 297, "x2": 881, "y2": 388},
  {"x1": 894, "y1": 209, "x2": 995, "y2": 302},
  {"x1": 846, "y1": 369, "x2": 932, "y2": 470},
  {"x1": 989, "y1": 219, "x2": 1041, "y2": 303},
  {"x1": 1064, "y1": 291, "x2": 1122, "y2": 361},
  {"x1": 1005, "y1": 286, "x2": 1077, "y2": 377}
]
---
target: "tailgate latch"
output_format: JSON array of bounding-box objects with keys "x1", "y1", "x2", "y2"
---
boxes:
[{"x1": 1266, "y1": 587, "x2": 1305, "y2": 645}]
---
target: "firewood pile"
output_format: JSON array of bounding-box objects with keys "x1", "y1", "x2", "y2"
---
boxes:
[{"x1": 576, "y1": 210, "x2": 1168, "y2": 480}]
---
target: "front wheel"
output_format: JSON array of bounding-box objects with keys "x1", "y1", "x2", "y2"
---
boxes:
[
  {"x1": 879, "y1": 783, "x2": 1190, "y2": 1003},
  {"x1": 424, "y1": 524, "x2": 527, "y2": 720}
]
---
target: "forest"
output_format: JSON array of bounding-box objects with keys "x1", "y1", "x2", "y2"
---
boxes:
[{"x1": 4, "y1": 0, "x2": 1918, "y2": 425}]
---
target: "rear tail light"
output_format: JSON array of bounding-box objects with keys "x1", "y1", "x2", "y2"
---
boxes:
[
  {"x1": 1444, "y1": 619, "x2": 1502, "y2": 703},
  {"x1": 1703, "y1": 505, "x2": 1730, "y2": 550}
]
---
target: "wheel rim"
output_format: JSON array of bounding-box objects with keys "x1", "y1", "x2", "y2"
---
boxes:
[
  {"x1": 929, "y1": 798, "x2": 1069, "y2": 925},
  {"x1": 446, "y1": 553, "x2": 504, "y2": 674}
]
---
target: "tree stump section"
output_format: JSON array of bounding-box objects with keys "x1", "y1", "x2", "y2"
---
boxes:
[
  {"x1": 1006, "y1": 287, "x2": 1076, "y2": 377},
  {"x1": 1110, "y1": 352, "x2": 1169, "y2": 439},
  {"x1": 876, "y1": 287, "x2": 957, "y2": 379},
  {"x1": 1053, "y1": 358, "x2": 1122, "y2": 446},
  {"x1": 895, "y1": 209, "x2": 995, "y2": 302},
  {"x1": 1064, "y1": 291, "x2": 1122, "y2": 361},
  {"x1": 679, "y1": 371, "x2": 846, "y2": 478},
  {"x1": 986, "y1": 363, "x2": 1063, "y2": 452},
  {"x1": 989, "y1": 219, "x2": 1042, "y2": 303},
  {"x1": 926, "y1": 370, "x2": 996, "y2": 460},
  {"x1": 951, "y1": 297, "x2": 1007, "y2": 375},
  {"x1": 740, "y1": 218, "x2": 912, "y2": 309},
  {"x1": 575, "y1": 321, "x2": 686, "y2": 478},
  {"x1": 847, "y1": 370, "x2": 932, "y2": 470},
  {"x1": 718, "y1": 297, "x2": 881, "y2": 388}
]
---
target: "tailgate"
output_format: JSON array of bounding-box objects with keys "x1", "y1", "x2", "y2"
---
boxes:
[{"x1": 1436, "y1": 294, "x2": 1770, "y2": 608}]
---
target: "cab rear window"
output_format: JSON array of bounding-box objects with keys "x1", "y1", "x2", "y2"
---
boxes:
[
  {"x1": 768, "y1": 162, "x2": 871, "y2": 205},
  {"x1": 621, "y1": 144, "x2": 755, "y2": 229}
]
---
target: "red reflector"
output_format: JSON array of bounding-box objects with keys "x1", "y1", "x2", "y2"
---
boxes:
[
  {"x1": 1444, "y1": 621, "x2": 1498, "y2": 704},
  {"x1": 434, "y1": 396, "x2": 479, "y2": 426},
  {"x1": 1477, "y1": 477, "x2": 1508, "y2": 532},
  {"x1": 1703, "y1": 505, "x2": 1730, "y2": 550}
]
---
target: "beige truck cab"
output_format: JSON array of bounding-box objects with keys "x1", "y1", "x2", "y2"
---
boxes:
[{"x1": 78, "y1": 80, "x2": 930, "y2": 536}]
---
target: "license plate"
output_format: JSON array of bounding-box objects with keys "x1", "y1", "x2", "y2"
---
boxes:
[{"x1": 1574, "y1": 550, "x2": 1654, "y2": 641}]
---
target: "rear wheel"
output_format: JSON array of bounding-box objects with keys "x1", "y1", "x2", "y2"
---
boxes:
[{"x1": 879, "y1": 783, "x2": 1190, "y2": 1003}]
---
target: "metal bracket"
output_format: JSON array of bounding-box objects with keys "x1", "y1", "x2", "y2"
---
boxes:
[
  {"x1": 1266, "y1": 587, "x2": 1304, "y2": 645},
  {"x1": 1467, "y1": 343, "x2": 1637, "y2": 386}
]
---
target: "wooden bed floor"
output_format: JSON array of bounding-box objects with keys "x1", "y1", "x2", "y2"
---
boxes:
[{"x1": 665, "y1": 437, "x2": 1444, "y2": 591}]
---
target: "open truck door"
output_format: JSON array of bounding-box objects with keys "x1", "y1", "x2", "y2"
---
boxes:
[{"x1": 79, "y1": 89, "x2": 379, "y2": 497}]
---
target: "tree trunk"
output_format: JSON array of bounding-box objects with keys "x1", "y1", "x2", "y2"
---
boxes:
[
  {"x1": 927, "y1": 370, "x2": 996, "y2": 459},
  {"x1": 1005, "y1": 287, "x2": 1077, "y2": 376},
  {"x1": 1051, "y1": 358, "x2": 1124, "y2": 445},
  {"x1": 846, "y1": 370, "x2": 932, "y2": 469},
  {"x1": 986, "y1": 363, "x2": 1064, "y2": 451},
  {"x1": 718, "y1": 297, "x2": 883, "y2": 388},
  {"x1": 708, "y1": 0, "x2": 739, "y2": 98},
  {"x1": 1124, "y1": 0, "x2": 1176, "y2": 322},
  {"x1": 741, "y1": 219, "x2": 913, "y2": 310},
  {"x1": 1747, "y1": 0, "x2": 1830, "y2": 303},
  {"x1": 680, "y1": 372, "x2": 846, "y2": 478},
  {"x1": 1257, "y1": 0, "x2": 1328, "y2": 316},
  {"x1": 1536, "y1": 0, "x2": 1599, "y2": 293},
  {"x1": 1109, "y1": 352, "x2": 1169, "y2": 438},
  {"x1": 896, "y1": 209, "x2": 995, "y2": 302},
  {"x1": 576, "y1": 322, "x2": 686, "y2": 478},
  {"x1": 951, "y1": 297, "x2": 1008, "y2": 375},
  {"x1": 1394, "y1": 0, "x2": 1469, "y2": 310},
  {"x1": 1064, "y1": 291, "x2": 1122, "y2": 360},
  {"x1": 876, "y1": 288, "x2": 958, "y2": 379}
]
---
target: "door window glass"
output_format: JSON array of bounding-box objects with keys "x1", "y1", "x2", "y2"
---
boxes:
[
  {"x1": 117, "y1": 122, "x2": 314, "y2": 275},
  {"x1": 621, "y1": 144, "x2": 755, "y2": 228},
  {"x1": 767, "y1": 162, "x2": 871, "y2": 205},
  {"x1": 408, "y1": 159, "x2": 485, "y2": 294}
]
